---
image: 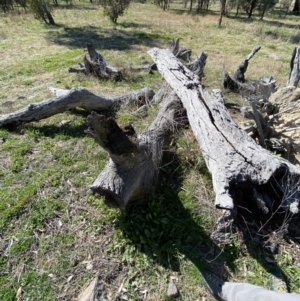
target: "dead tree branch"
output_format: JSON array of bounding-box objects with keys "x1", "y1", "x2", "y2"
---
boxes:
[{"x1": 0, "y1": 87, "x2": 154, "y2": 126}]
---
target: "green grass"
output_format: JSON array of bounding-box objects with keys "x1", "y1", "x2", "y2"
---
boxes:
[{"x1": 1, "y1": 1, "x2": 300, "y2": 300}]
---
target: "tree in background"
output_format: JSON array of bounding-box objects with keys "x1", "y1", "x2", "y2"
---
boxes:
[
  {"x1": 257, "y1": 0, "x2": 278, "y2": 19},
  {"x1": 98, "y1": 0, "x2": 131, "y2": 23},
  {"x1": 0, "y1": 0, "x2": 55, "y2": 24},
  {"x1": 0, "y1": 0, "x2": 14, "y2": 12},
  {"x1": 227, "y1": 0, "x2": 279, "y2": 18},
  {"x1": 227, "y1": 0, "x2": 244, "y2": 16},
  {"x1": 218, "y1": 0, "x2": 226, "y2": 27},
  {"x1": 154, "y1": 0, "x2": 170, "y2": 10},
  {"x1": 197, "y1": 0, "x2": 210, "y2": 12},
  {"x1": 293, "y1": 0, "x2": 299, "y2": 13},
  {"x1": 244, "y1": 0, "x2": 258, "y2": 18},
  {"x1": 29, "y1": 0, "x2": 55, "y2": 24}
]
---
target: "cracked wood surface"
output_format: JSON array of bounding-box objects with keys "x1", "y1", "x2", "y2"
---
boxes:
[{"x1": 148, "y1": 48, "x2": 300, "y2": 211}]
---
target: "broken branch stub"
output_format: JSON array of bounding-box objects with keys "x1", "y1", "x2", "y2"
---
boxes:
[
  {"x1": 87, "y1": 83, "x2": 184, "y2": 208},
  {"x1": 233, "y1": 45, "x2": 261, "y2": 83},
  {"x1": 187, "y1": 52, "x2": 208, "y2": 82},
  {"x1": 148, "y1": 47, "x2": 300, "y2": 214},
  {"x1": 169, "y1": 38, "x2": 192, "y2": 61},
  {"x1": 287, "y1": 47, "x2": 300, "y2": 87},
  {"x1": 223, "y1": 45, "x2": 277, "y2": 99},
  {"x1": 84, "y1": 43, "x2": 121, "y2": 80}
]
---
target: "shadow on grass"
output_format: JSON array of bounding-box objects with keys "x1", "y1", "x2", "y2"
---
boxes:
[
  {"x1": 45, "y1": 25, "x2": 170, "y2": 50},
  {"x1": 260, "y1": 18, "x2": 300, "y2": 30},
  {"x1": 289, "y1": 35, "x2": 300, "y2": 44},
  {"x1": 24, "y1": 121, "x2": 88, "y2": 139},
  {"x1": 233, "y1": 182, "x2": 300, "y2": 289},
  {"x1": 169, "y1": 7, "x2": 219, "y2": 16},
  {"x1": 54, "y1": 4, "x2": 99, "y2": 11},
  {"x1": 225, "y1": 14, "x2": 255, "y2": 23},
  {"x1": 113, "y1": 152, "x2": 235, "y2": 278},
  {"x1": 113, "y1": 151, "x2": 294, "y2": 288},
  {"x1": 227, "y1": 13, "x2": 300, "y2": 25}
]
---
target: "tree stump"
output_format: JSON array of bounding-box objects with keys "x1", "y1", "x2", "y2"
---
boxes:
[{"x1": 86, "y1": 83, "x2": 185, "y2": 208}]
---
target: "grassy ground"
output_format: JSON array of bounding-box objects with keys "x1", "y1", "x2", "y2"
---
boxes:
[{"x1": 1, "y1": 1, "x2": 300, "y2": 300}]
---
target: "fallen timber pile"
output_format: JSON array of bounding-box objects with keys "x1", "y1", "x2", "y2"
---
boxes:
[
  {"x1": 149, "y1": 47, "x2": 300, "y2": 242},
  {"x1": 1, "y1": 42, "x2": 300, "y2": 244},
  {"x1": 224, "y1": 46, "x2": 300, "y2": 156},
  {"x1": 68, "y1": 39, "x2": 193, "y2": 81}
]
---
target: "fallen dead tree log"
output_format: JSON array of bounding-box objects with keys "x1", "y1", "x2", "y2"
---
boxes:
[
  {"x1": 84, "y1": 48, "x2": 208, "y2": 208},
  {"x1": 69, "y1": 43, "x2": 156, "y2": 80},
  {"x1": 86, "y1": 83, "x2": 185, "y2": 208},
  {"x1": 2, "y1": 42, "x2": 299, "y2": 243},
  {"x1": 0, "y1": 87, "x2": 154, "y2": 126},
  {"x1": 148, "y1": 48, "x2": 300, "y2": 220},
  {"x1": 69, "y1": 40, "x2": 197, "y2": 81}
]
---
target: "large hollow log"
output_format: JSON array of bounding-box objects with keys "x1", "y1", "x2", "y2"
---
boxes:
[
  {"x1": 0, "y1": 87, "x2": 154, "y2": 126},
  {"x1": 86, "y1": 83, "x2": 184, "y2": 208},
  {"x1": 148, "y1": 48, "x2": 300, "y2": 215}
]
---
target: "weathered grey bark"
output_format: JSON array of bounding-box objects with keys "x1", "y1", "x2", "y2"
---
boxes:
[
  {"x1": 287, "y1": 47, "x2": 300, "y2": 87},
  {"x1": 86, "y1": 83, "x2": 184, "y2": 208},
  {"x1": 148, "y1": 48, "x2": 300, "y2": 215},
  {"x1": 223, "y1": 46, "x2": 278, "y2": 99},
  {"x1": 250, "y1": 101, "x2": 266, "y2": 148},
  {"x1": 233, "y1": 45, "x2": 261, "y2": 83},
  {"x1": 223, "y1": 73, "x2": 255, "y2": 94},
  {"x1": 83, "y1": 43, "x2": 121, "y2": 80},
  {"x1": 0, "y1": 87, "x2": 154, "y2": 126},
  {"x1": 169, "y1": 39, "x2": 192, "y2": 62},
  {"x1": 187, "y1": 52, "x2": 208, "y2": 82},
  {"x1": 70, "y1": 40, "x2": 195, "y2": 81},
  {"x1": 68, "y1": 66, "x2": 86, "y2": 74}
]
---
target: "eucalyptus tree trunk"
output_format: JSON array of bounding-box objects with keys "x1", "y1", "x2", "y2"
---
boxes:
[
  {"x1": 218, "y1": 0, "x2": 226, "y2": 27},
  {"x1": 293, "y1": 0, "x2": 300, "y2": 13},
  {"x1": 41, "y1": 0, "x2": 55, "y2": 25},
  {"x1": 248, "y1": 0, "x2": 257, "y2": 18}
]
